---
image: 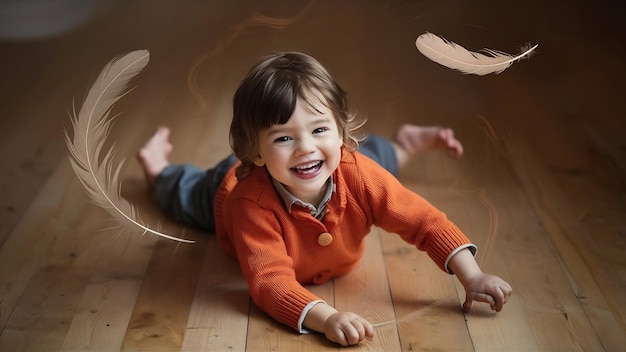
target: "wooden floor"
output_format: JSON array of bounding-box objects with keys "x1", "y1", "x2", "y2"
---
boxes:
[{"x1": 1, "y1": 0, "x2": 625, "y2": 351}]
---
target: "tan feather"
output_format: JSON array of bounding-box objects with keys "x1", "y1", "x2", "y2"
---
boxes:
[
  {"x1": 415, "y1": 32, "x2": 537, "y2": 75},
  {"x1": 65, "y1": 50, "x2": 194, "y2": 243}
]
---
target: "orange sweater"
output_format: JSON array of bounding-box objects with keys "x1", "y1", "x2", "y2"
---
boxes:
[{"x1": 214, "y1": 148, "x2": 471, "y2": 331}]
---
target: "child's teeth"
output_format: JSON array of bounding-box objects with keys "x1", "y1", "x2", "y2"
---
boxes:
[{"x1": 293, "y1": 161, "x2": 321, "y2": 173}]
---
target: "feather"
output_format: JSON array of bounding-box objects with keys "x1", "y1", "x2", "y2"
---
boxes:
[
  {"x1": 65, "y1": 50, "x2": 194, "y2": 243},
  {"x1": 415, "y1": 32, "x2": 537, "y2": 75}
]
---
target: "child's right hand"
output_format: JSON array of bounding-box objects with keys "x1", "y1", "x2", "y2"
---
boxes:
[{"x1": 322, "y1": 312, "x2": 374, "y2": 346}]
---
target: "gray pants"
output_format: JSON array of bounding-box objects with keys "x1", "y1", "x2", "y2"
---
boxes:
[{"x1": 155, "y1": 135, "x2": 398, "y2": 231}]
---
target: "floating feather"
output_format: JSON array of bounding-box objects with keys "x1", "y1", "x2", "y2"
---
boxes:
[
  {"x1": 65, "y1": 50, "x2": 194, "y2": 243},
  {"x1": 415, "y1": 32, "x2": 537, "y2": 75}
]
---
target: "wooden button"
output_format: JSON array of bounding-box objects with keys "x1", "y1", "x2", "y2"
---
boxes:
[{"x1": 317, "y1": 232, "x2": 333, "y2": 246}]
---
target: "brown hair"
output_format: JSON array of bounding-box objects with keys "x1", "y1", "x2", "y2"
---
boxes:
[{"x1": 229, "y1": 52, "x2": 365, "y2": 179}]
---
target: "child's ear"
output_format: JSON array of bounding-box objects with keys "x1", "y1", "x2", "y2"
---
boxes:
[{"x1": 252, "y1": 154, "x2": 265, "y2": 167}]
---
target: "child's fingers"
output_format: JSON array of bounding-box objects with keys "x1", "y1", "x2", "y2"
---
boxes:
[
  {"x1": 463, "y1": 292, "x2": 474, "y2": 312},
  {"x1": 349, "y1": 320, "x2": 366, "y2": 343},
  {"x1": 464, "y1": 276, "x2": 513, "y2": 313},
  {"x1": 491, "y1": 283, "x2": 513, "y2": 311},
  {"x1": 364, "y1": 319, "x2": 374, "y2": 340},
  {"x1": 503, "y1": 281, "x2": 513, "y2": 298},
  {"x1": 355, "y1": 318, "x2": 374, "y2": 341},
  {"x1": 342, "y1": 324, "x2": 363, "y2": 345},
  {"x1": 463, "y1": 292, "x2": 497, "y2": 312},
  {"x1": 329, "y1": 327, "x2": 351, "y2": 346},
  {"x1": 494, "y1": 287, "x2": 506, "y2": 311}
]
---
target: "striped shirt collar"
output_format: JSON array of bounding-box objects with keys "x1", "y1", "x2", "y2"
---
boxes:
[{"x1": 271, "y1": 176, "x2": 336, "y2": 220}]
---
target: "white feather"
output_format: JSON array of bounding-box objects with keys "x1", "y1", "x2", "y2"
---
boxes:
[
  {"x1": 415, "y1": 32, "x2": 537, "y2": 75},
  {"x1": 65, "y1": 50, "x2": 194, "y2": 243}
]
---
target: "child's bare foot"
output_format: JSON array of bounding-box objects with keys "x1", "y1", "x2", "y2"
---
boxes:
[
  {"x1": 393, "y1": 124, "x2": 464, "y2": 168},
  {"x1": 137, "y1": 126, "x2": 173, "y2": 186}
]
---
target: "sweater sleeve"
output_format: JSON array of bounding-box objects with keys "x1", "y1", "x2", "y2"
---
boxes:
[
  {"x1": 228, "y1": 198, "x2": 320, "y2": 331},
  {"x1": 353, "y1": 152, "x2": 474, "y2": 272}
]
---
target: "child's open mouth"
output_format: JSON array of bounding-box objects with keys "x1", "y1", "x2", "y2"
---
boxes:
[{"x1": 291, "y1": 161, "x2": 323, "y2": 176}]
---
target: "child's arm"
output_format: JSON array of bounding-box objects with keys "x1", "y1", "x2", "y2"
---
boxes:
[
  {"x1": 303, "y1": 302, "x2": 374, "y2": 346},
  {"x1": 447, "y1": 248, "x2": 512, "y2": 312}
]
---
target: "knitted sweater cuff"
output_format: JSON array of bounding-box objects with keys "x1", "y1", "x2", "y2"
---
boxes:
[
  {"x1": 424, "y1": 224, "x2": 474, "y2": 272},
  {"x1": 273, "y1": 289, "x2": 320, "y2": 331}
]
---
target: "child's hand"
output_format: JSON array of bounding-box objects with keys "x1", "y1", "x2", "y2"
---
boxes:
[
  {"x1": 447, "y1": 248, "x2": 512, "y2": 313},
  {"x1": 461, "y1": 272, "x2": 512, "y2": 313},
  {"x1": 323, "y1": 312, "x2": 374, "y2": 346}
]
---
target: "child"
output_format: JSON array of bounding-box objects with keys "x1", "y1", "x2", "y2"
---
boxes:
[{"x1": 138, "y1": 52, "x2": 511, "y2": 346}]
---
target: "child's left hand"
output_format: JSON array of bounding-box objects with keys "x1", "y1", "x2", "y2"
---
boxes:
[{"x1": 461, "y1": 272, "x2": 512, "y2": 313}]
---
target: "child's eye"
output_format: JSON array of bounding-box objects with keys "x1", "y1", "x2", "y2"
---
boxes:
[
  {"x1": 313, "y1": 127, "x2": 328, "y2": 134},
  {"x1": 274, "y1": 136, "x2": 292, "y2": 143}
]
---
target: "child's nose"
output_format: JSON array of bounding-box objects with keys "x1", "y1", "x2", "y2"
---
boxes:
[{"x1": 295, "y1": 136, "x2": 315, "y2": 154}]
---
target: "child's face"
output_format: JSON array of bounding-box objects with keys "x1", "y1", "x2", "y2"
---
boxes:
[{"x1": 254, "y1": 96, "x2": 343, "y2": 205}]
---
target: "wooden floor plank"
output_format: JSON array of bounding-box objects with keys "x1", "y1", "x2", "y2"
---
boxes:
[
  {"x1": 0, "y1": 52, "x2": 86, "y2": 248},
  {"x1": 243, "y1": 267, "x2": 337, "y2": 351},
  {"x1": 52, "y1": 179, "x2": 159, "y2": 352},
  {"x1": 59, "y1": 278, "x2": 142, "y2": 352},
  {"x1": 0, "y1": 163, "x2": 83, "y2": 350},
  {"x1": 402, "y1": 156, "x2": 546, "y2": 351},
  {"x1": 181, "y1": 237, "x2": 250, "y2": 352},
  {"x1": 245, "y1": 303, "x2": 338, "y2": 352},
  {"x1": 382, "y1": 229, "x2": 474, "y2": 351},
  {"x1": 507, "y1": 139, "x2": 626, "y2": 351},
  {"x1": 452, "y1": 117, "x2": 608, "y2": 351},
  {"x1": 120, "y1": 232, "x2": 207, "y2": 351},
  {"x1": 478, "y1": 85, "x2": 626, "y2": 350},
  {"x1": 0, "y1": 162, "x2": 158, "y2": 352},
  {"x1": 333, "y1": 230, "x2": 401, "y2": 351},
  {"x1": 451, "y1": 188, "x2": 600, "y2": 352}
]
